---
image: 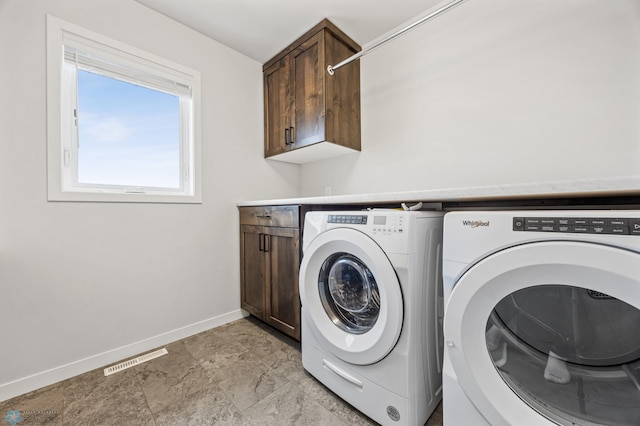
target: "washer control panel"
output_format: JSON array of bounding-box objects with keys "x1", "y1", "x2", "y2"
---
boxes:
[
  {"x1": 326, "y1": 214, "x2": 407, "y2": 235},
  {"x1": 372, "y1": 214, "x2": 405, "y2": 235},
  {"x1": 328, "y1": 214, "x2": 368, "y2": 225},
  {"x1": 513, "y1": 217, "x2": 640, "y2": 236}
]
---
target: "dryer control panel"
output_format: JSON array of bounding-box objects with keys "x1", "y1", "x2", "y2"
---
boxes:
[{"x1": 513, "y1": 216, "x2": 640, "y2": 236}]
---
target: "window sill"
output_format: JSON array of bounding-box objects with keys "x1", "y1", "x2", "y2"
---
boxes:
[{"x1": 47, "y1": 189, "x2": 202, "y2": 204}]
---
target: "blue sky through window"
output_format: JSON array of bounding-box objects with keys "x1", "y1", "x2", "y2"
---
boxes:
[{"x1": 77, "y1": 70, "x2": 180, "y2": 189}]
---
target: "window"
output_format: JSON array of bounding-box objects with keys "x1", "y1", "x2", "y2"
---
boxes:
[{"x1": 47, "y1": 15, "x2": 201, "y2": 203}]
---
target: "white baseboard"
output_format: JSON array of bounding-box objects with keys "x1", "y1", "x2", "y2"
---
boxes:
[{"x1": 0, "y1": 309, "x2": 248, "y2": 403}]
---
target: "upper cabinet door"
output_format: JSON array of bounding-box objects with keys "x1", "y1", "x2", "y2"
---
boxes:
[
  {"x1": 291, "y1": 32, "x2": 325, "y2": 149},
  {"x1": 263, "y1": 57, "x2": 292, "y2": 158}
]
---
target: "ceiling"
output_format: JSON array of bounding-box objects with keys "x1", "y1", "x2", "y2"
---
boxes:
[{"x1": 133, "y1": 0, "x2": 446, "y2": 64}]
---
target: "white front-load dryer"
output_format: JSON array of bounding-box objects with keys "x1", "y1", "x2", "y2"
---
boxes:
[
  {"x1": 300, "y1": 210, "x2": 444, "y2": 426},
  {"x1": 442, "y1": 210, "x2": 640, "y2": 426}
]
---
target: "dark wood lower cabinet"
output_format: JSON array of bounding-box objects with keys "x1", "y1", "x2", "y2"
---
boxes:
[{"x1": 239, "y1": 206, "x2": 301, "y2": 340}]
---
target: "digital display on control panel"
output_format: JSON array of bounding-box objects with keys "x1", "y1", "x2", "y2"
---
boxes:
[
  {"x1": 373, "y1": 216, "x2": 386, "y2": 225},
  {"x1": 513, "y1": 217, "x2": 640, "y2": 236},
  {"x1": 328, "y1": 215, "x2": 368, "y2": 225}
]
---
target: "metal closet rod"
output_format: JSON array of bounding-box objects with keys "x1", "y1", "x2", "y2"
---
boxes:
[{"x1": 327, "y1": 0, "x2": 468, "y2": 75}]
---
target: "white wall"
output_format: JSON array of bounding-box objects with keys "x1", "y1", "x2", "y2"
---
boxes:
[
  {"x1": 301, "y1": 0, "x2": 640, "y2": 196},
  {"x1": 0, "y1": 0, "x2": 298, "y2": 401}
]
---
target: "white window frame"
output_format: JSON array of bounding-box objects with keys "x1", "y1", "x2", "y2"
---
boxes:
[{"x1": 46, "y1": 15, "x2": 202, "y2": 203}]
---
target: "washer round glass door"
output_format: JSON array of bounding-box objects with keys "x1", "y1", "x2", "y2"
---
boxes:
[
  {"x1": 444, "y1": 241, "x2": 640, "y2": 426},
  {"x1": 300, "y1": 228, "x2": 403, "y2": 365},
  {"x1": 319, "y1": 253, "x2": 381, "y2": 334}
]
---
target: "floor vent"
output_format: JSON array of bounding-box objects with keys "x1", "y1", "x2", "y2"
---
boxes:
[{"x1": 103, "y1": 348, "x2": 168, "y2": 376}]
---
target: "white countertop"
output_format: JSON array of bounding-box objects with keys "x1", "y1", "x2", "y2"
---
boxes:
[{"x1": 237, "y1": 176, "x2": 640, "y2": 207}]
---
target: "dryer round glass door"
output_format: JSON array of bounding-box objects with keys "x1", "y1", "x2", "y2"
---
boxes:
[
  {"x1": 487, "y1": 285, "x2": 640, "y2": 426},
  {"x1": 299, "y1": 228, "x2": 403, "y2": 365},
  {"x1": 444, "y1": 241, "x2": 640, "y2": 426}
]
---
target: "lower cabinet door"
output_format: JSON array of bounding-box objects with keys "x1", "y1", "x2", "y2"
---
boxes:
[
  {"x1": 240, "y1": 225, "x2": 266, "y2": 319},
  {"x1": 266, "y1": 227, "x2": 300, "y2": 340}
]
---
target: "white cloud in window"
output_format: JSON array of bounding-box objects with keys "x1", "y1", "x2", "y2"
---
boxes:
[{"x1": 80, "y1": 113, "x2": 132, "y2": 144}]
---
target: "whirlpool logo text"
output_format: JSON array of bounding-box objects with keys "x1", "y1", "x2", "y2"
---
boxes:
[{"x1": 462, "y1": 220, "x2": 490, "y2": 228}]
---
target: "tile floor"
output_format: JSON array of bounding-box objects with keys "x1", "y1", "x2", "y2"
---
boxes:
[{"x1": 1, "y1": 317, "x2": 443, "y2": 425}]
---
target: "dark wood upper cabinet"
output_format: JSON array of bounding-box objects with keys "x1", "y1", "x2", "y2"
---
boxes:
[{"x1": 263, "y1": 19, "x2": 361, "y2": 163}]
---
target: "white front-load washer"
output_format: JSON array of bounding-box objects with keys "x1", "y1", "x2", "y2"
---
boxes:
[
  {"x1": 299, "y1": 210, "x2": 444, "y2": 426},
  {"x1": 442, "y1": 210, "x2": 640, "y2": 426}
]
